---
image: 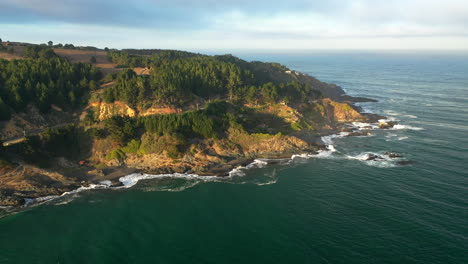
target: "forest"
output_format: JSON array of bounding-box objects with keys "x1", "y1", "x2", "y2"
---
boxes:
[
  {"x1": 0, "y1": 43, "x2": 323, "y2": 148},
  {"x1": 0, "y1": 55, "x2": 101, "y2": 120},
  {"x1": 104, "y1": 53, "x2": 321, "y2": 106}
]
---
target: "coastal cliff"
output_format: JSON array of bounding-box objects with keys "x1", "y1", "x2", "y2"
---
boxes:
[
  {"x1": 0, "y1": 44, "x2": 382, "y2": 207},
  {"x1": 0, "y1": 97, "x2": 372, "y2": 206}
]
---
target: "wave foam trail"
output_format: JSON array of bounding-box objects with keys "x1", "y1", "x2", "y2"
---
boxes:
[
  {"x1": 321, "y1": 132, "x2": 348, "y2": 145},
  {"x1": 246, "y1": 159, "x2": 268, "y2": 169},
  {"x1": 378, "y1": 118, "x2": 398, "y2": 123},
  {"x1": 391, "y1": 124, "x2": 424, "y2": 131},
  {"x1": 24, "y1": 182, "x2": 113, "y2": 206},
  {"x1": 346, "y1": 153, "x2": 395, "y2": 168},
  {"x1": 229, "y1": 167, "x2": 246, "y2": 177},
  {"x1": 119, "y1": 173, "x2": 218, "y2": 188},
  {"x1": 345, "y1": 152, "x2": 410, "y2": 168},
  {"x1": 290, "y1": 134, "x2": 341, "y2": 160},
  {"x1": 352, "y1": 122, "x2": 379, "y2": 130}
]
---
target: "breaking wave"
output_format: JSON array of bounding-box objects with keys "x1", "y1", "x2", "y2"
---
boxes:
[
  {"x1": 346, "y1": 152, "x2": 411, "y2": 168},
  {"x1": 391, "y1": 124, "x2": 424, "y2": 131},
  {"x1": 10, "y1": 110, "x2": 420, "y2": 210}
]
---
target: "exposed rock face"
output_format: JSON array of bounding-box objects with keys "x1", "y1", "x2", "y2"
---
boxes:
[
  {"x1": 140, "y1": 107, "x2": 181, "y2": 116},
  {"x1": 384, "y1": 152, "x2": 404, "y2": 158},
  {"x1": 320, "y1": 98, "x2": 366, "y2": 122},
  {"x1": 378, "y1": 121, "x2": 398, "y2": 129},
  {"x1": 365, "y1": 154, "x2": 385, "y2": 161},
  {"x1": 347, "y1": 130, "x2": 372, "y2": 137},
  {"x1": 229, "y1": 132, "x2": 311, "y2": 156},
  {"x1": 89, "y1": 128, "x2": 314, "y2": 178},
  {"x1": 0, "y1": 97, "x2": 372, "y2": 206},
  {"x1": 89, "y1": 101, "x2": 136, "y2": 121}
]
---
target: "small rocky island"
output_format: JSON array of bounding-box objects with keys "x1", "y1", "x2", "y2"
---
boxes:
[{"x1": 0, "y1": 41, "x2": 386, "y2": 207}]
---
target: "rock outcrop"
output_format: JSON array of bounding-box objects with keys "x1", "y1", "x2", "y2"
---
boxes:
[{"x1": 89, "y1": 101, "x2": 136, "y2": 121}]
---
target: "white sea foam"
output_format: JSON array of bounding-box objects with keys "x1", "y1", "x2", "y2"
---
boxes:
[
  {"x1": 228, "y1": 166, "x2": 247, "y2": 177},
  {"x1": 385, "y1": 133, "x2": 410, "y2": 141},
  {"x1": 384, "y1": 110, "x2": 401, "y2": 116},
  {"x1": 290, "y1": 153, "x2": 311, "y2": 160},
  {"x1": 347, "y1": 152, "x2": 379, "y2": 161},
  {"x1": 352, "y1": 122, "x2": 379, "y2": 130},
  {"x1": 118, "y1": 157, "x2": 277, "y2": 189},
  {"x1": 24, "y1": 196, "x2": 59, "y2": 206},
  {"x1": 119, "y1": 173, "x2": 218, "y2": 188},
  {"x1": 24, "y1": 182, "x2": 114, "y2": 206},
  {"x1": 256, "y1": 179, "x2": 278, "y2": 186},
  {"x1": 346, "y1": 152, "x2": 410, "y2": 168},
  {"x1": 289, "y1": 152, "x2": 331, "y2": 160},
  {"x1": 245, "y1": 159, "x2": 268, "y2": 169},
  {"x1": 346, "y1": 152, "x2": 396, "y2": 168},
  {"x1": 99, "y1": 180, "x2": 112, "y2": 187},
  {"x1": 378, "y1": 117, "x2": 398, "y2": 123},
  {"x1": 321, "y1": 132, "x2": 349, "y2": 145},
  {"x1": 291, "y1": 134, "x2": 341, "y2": 159},
  {"x1": 315, "y1": 149, "x2": 335, "y2": 158},
  {"x1": 391, "y1": 124, "x2": 424, "y2": 131}
]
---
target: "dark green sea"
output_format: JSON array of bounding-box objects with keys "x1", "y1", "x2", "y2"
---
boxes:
[{"x1": 1, "y1": 52, "x2": 467, "y2": 264}]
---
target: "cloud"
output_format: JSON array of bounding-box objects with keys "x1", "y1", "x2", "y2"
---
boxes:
[
  {"x1": 1, "y1": 0, "x2": 467, "y2": 49},
  {"x1": 0, "y1": 0, "x2": 206, "y2": 28}
]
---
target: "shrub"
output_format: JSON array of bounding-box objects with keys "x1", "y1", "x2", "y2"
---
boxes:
[
  {"x1": 121, "y1": 139, "x2": 141, "y2": 154},
  {"x1": 106, "y1": 149, "x2": 126, "y2": 162}
]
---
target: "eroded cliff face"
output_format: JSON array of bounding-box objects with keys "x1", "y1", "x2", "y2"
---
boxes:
[
  {"x1": 0, "y1": 96, "x2": 370, "y2": 206},
  {"x1": 227, "y1": 126, "x2": 310, "y2": 155},
  {"x1": 85, "y1": 98, "x2": 365, "y2": 171},
  {"x1": 88, "y1": 101, "x2": 136, "y2": 121},
  {"x1": 140, "y1": 107, "x2": 181, "y2": 116},
  {"x1": 88, "y1": 101, "x2": 183, "y2": 121},
  {"x1": 89, "y1": 129, "x2": 313, "y2": 177},
  {"x1": 320, "y1": 98, "x2": 366, "y2": 122}
]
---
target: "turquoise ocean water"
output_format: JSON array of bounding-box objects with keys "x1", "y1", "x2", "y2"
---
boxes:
[{"x1": 0, "y1": 52, "x2": 467, "y2": 263}]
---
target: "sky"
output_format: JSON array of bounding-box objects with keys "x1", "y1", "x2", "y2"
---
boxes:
[{"x1": 1, "y1": 0, "x2": 468, "y2": 51}]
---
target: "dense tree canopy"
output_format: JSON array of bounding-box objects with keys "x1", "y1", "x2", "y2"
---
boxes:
[
  {"x1": 23, "y1": 45, "x2": 57, "y2": 59},
  {"x1": 103, "y1": 69, "x2": 146, "y2": 106},
  {"x1": 0, "y1": 57, "x2": 102, "y2": 119},
  {"x1": 107, "y1": 51, "x2": 149, "y2": 68},
  {"x1": 104, "y1": 52, "x2": 321, "y2": 107},
  {"x1": 100, "y1": 101, "x2": 232, "y2": 147},
  {"x1": 0, "y1": 39, "x2": 5, "y2": 52},
  {"x1": 104, "y1": 115, "x2": 138, "y2": 146}
]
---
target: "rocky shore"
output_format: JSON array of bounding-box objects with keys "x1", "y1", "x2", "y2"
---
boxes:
[
  {"x1": 0, "y1": 93, "x2": 390, "y2": 208},
  {"x1": 0, "y1": 117, "x2": 387, "y2": 208}
]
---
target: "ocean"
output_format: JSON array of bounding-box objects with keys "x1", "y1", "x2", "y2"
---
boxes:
[{"x1": 0, "y1": 52, "x2": 467, "y2": 264}]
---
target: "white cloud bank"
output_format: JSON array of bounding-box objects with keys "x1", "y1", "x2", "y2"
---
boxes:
[{"x1": 1, "y1": 0, "x2": 468, "y2": 50}]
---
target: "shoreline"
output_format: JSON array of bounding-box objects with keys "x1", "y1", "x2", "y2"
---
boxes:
[
  {"x1": 0, "y1": 111, "x2": 391, "y2": 212},
  {"x1": 0, "y1": 94, "x2": 388, "y2": 210}
]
